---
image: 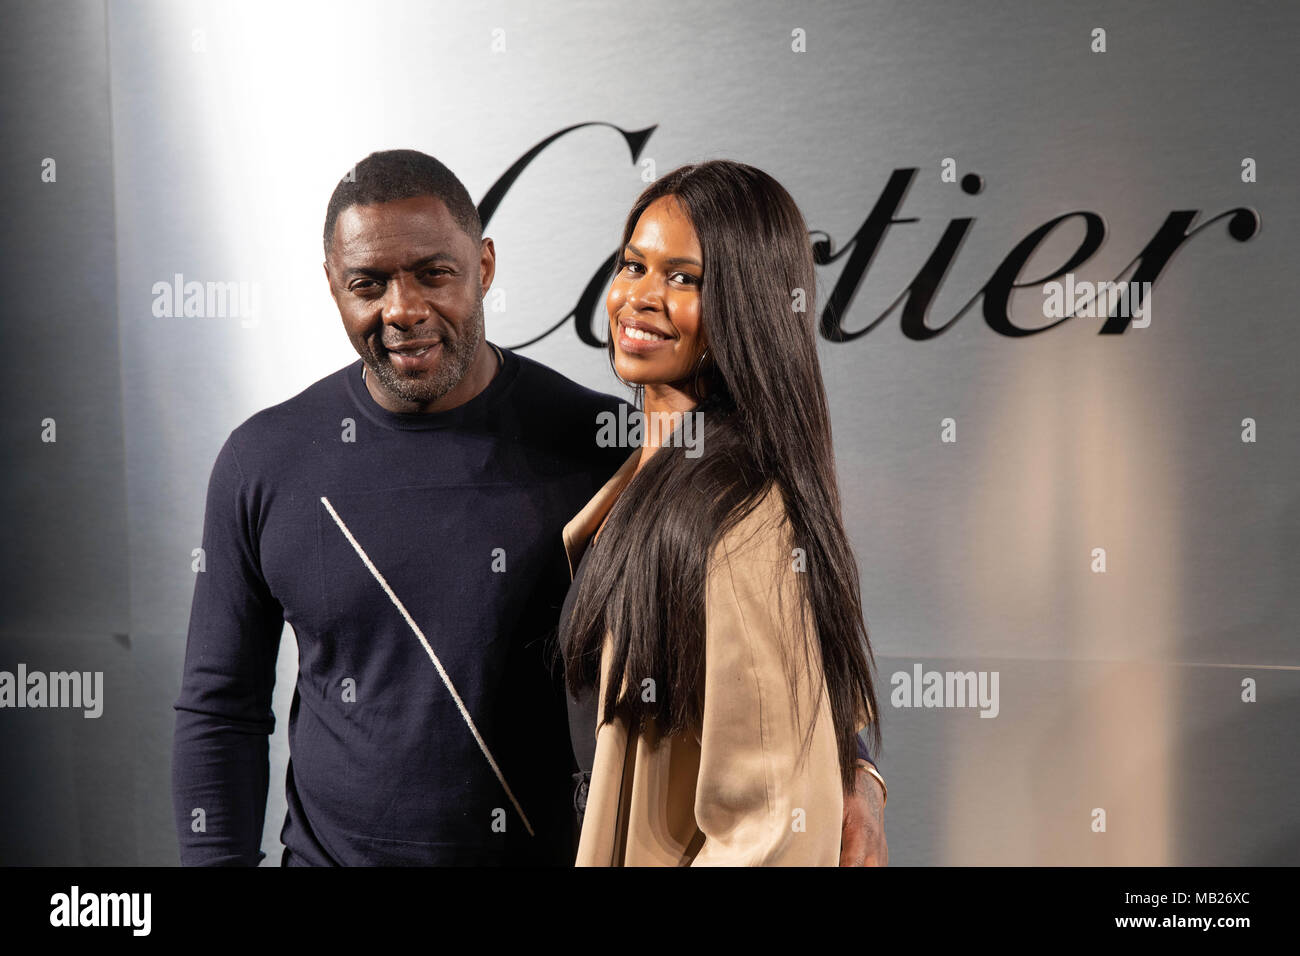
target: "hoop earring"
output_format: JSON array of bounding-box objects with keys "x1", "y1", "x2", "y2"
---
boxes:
[{"x1": 691, "y1": 347, "x2": 711, "y2": 398}]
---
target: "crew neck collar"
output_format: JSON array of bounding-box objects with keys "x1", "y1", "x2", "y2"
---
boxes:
[{"x1": 343, "y1": 342, "x2": 520, "y2": 431}]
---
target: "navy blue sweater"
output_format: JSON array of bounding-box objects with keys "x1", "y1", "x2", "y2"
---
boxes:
[{"x1": 172, "y1": 346, "x2": 628, "y2": 865}]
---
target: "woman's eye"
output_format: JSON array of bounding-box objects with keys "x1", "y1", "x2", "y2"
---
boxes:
[
  {"x1": 673, "y1": 272, "x2": 699, "y2": 285},
  {"x1": 620, "y1": 257, "x2": 643, "y2": 274}
]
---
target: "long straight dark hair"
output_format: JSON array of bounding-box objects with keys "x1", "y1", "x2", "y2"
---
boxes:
[{"x1": 562, "y1": 159, "x2": 881, "y2": 790}]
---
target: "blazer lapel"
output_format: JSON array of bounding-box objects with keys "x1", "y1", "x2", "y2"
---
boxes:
[{"x1": 562, "y1": 450, "x2": 640, "y2": 577}]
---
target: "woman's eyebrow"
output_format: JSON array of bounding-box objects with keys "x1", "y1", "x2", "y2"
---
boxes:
[{"x1": 625, "y1": 243, "x2": 702, "y2": 269}]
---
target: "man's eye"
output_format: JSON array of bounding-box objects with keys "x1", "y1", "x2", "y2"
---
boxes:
[
  {"x1": 422, "y1": 269, "x2": 450, "y2": 279},
  {"x1": 350, "y1": 280, "x2": 379, "y2": 292}
]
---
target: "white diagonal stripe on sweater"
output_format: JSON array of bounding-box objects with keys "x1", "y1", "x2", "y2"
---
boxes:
[{"x1": 319, "y1": 496, "x2": 534, "y2": 837}]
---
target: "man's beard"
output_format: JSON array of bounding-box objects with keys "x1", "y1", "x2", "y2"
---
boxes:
[{"x1": 363, "y1": 303, "x2": 485, "y2": 407}]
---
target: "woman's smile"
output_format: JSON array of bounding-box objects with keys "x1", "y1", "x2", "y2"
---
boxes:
[{"x1": 616, "y1": 316, "x2": 676, "y2": 354}]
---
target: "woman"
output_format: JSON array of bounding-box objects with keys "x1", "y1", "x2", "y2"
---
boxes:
[{"x1": 559, "y1": 160, "x2": 882, "y2": 865}]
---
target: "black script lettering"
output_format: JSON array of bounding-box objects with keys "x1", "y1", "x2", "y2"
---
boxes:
[
  {"x1": 982, "y1": 212, "x2": 1106, "y2": 336},
  {"x1": 1097, "y1": 207, "x2": 1259, "y2": 333},
  {"x1": 480, "y1": 122, "x2": 657, "y2": 350},
  {"x1": 814, "y1": 168, "x2": 919, "y2": 341}
]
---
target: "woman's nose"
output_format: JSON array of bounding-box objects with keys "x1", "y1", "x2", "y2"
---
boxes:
[{"x1": 626, "y1": 273, "x2": 664, "y2": 313}]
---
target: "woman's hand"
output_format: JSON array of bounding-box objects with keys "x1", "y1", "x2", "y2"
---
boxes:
[{"x1": 839, "y1": 766, "x2": 888, "y2": 866}]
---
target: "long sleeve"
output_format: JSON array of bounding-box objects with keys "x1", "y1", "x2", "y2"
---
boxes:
[
  {"x1": 690, "y1": 497, "x2": 843, "y2": 866},
  {"x1": 171, "y1": 434, "x2": 285, "y2": 866}
]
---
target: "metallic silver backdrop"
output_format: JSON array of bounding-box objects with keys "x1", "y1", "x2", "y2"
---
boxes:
[{"x1": 1, "y1": 0, "x2": 1296, "y2": 864}]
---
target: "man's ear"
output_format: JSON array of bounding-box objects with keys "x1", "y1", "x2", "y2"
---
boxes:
[
  {"x1": 479, "y1": 237, "x2": 496, "y2": 297},
  {"x1": 323, "y1": 260, "x2": 338, "y2": 302}
]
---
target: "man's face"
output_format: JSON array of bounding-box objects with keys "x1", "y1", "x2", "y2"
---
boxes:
[{"x1": 325, "y1": 195, "x2": 494, "y2": 411}]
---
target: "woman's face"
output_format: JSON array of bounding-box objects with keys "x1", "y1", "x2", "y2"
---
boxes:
[{"x1": 607, "y1": 195, "x2": 707, "y2": 389}]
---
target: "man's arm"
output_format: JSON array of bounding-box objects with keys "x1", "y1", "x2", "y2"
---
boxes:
[{"x1": 171, "y1": 435, "x2": 285, "y2": 866}]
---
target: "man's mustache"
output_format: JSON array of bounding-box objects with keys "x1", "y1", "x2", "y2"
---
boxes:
[{"x1": 380, "y1": 333, "x2": 450, "y2": 351}]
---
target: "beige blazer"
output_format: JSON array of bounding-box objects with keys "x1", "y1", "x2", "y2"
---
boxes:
[{"x1": 562, "y1": 451, "x2": 849, "y2": 866}]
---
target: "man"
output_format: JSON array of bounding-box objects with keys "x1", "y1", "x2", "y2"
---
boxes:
[{"x1": 171, "y1": 149, "x2": 886, "y2": 865}]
